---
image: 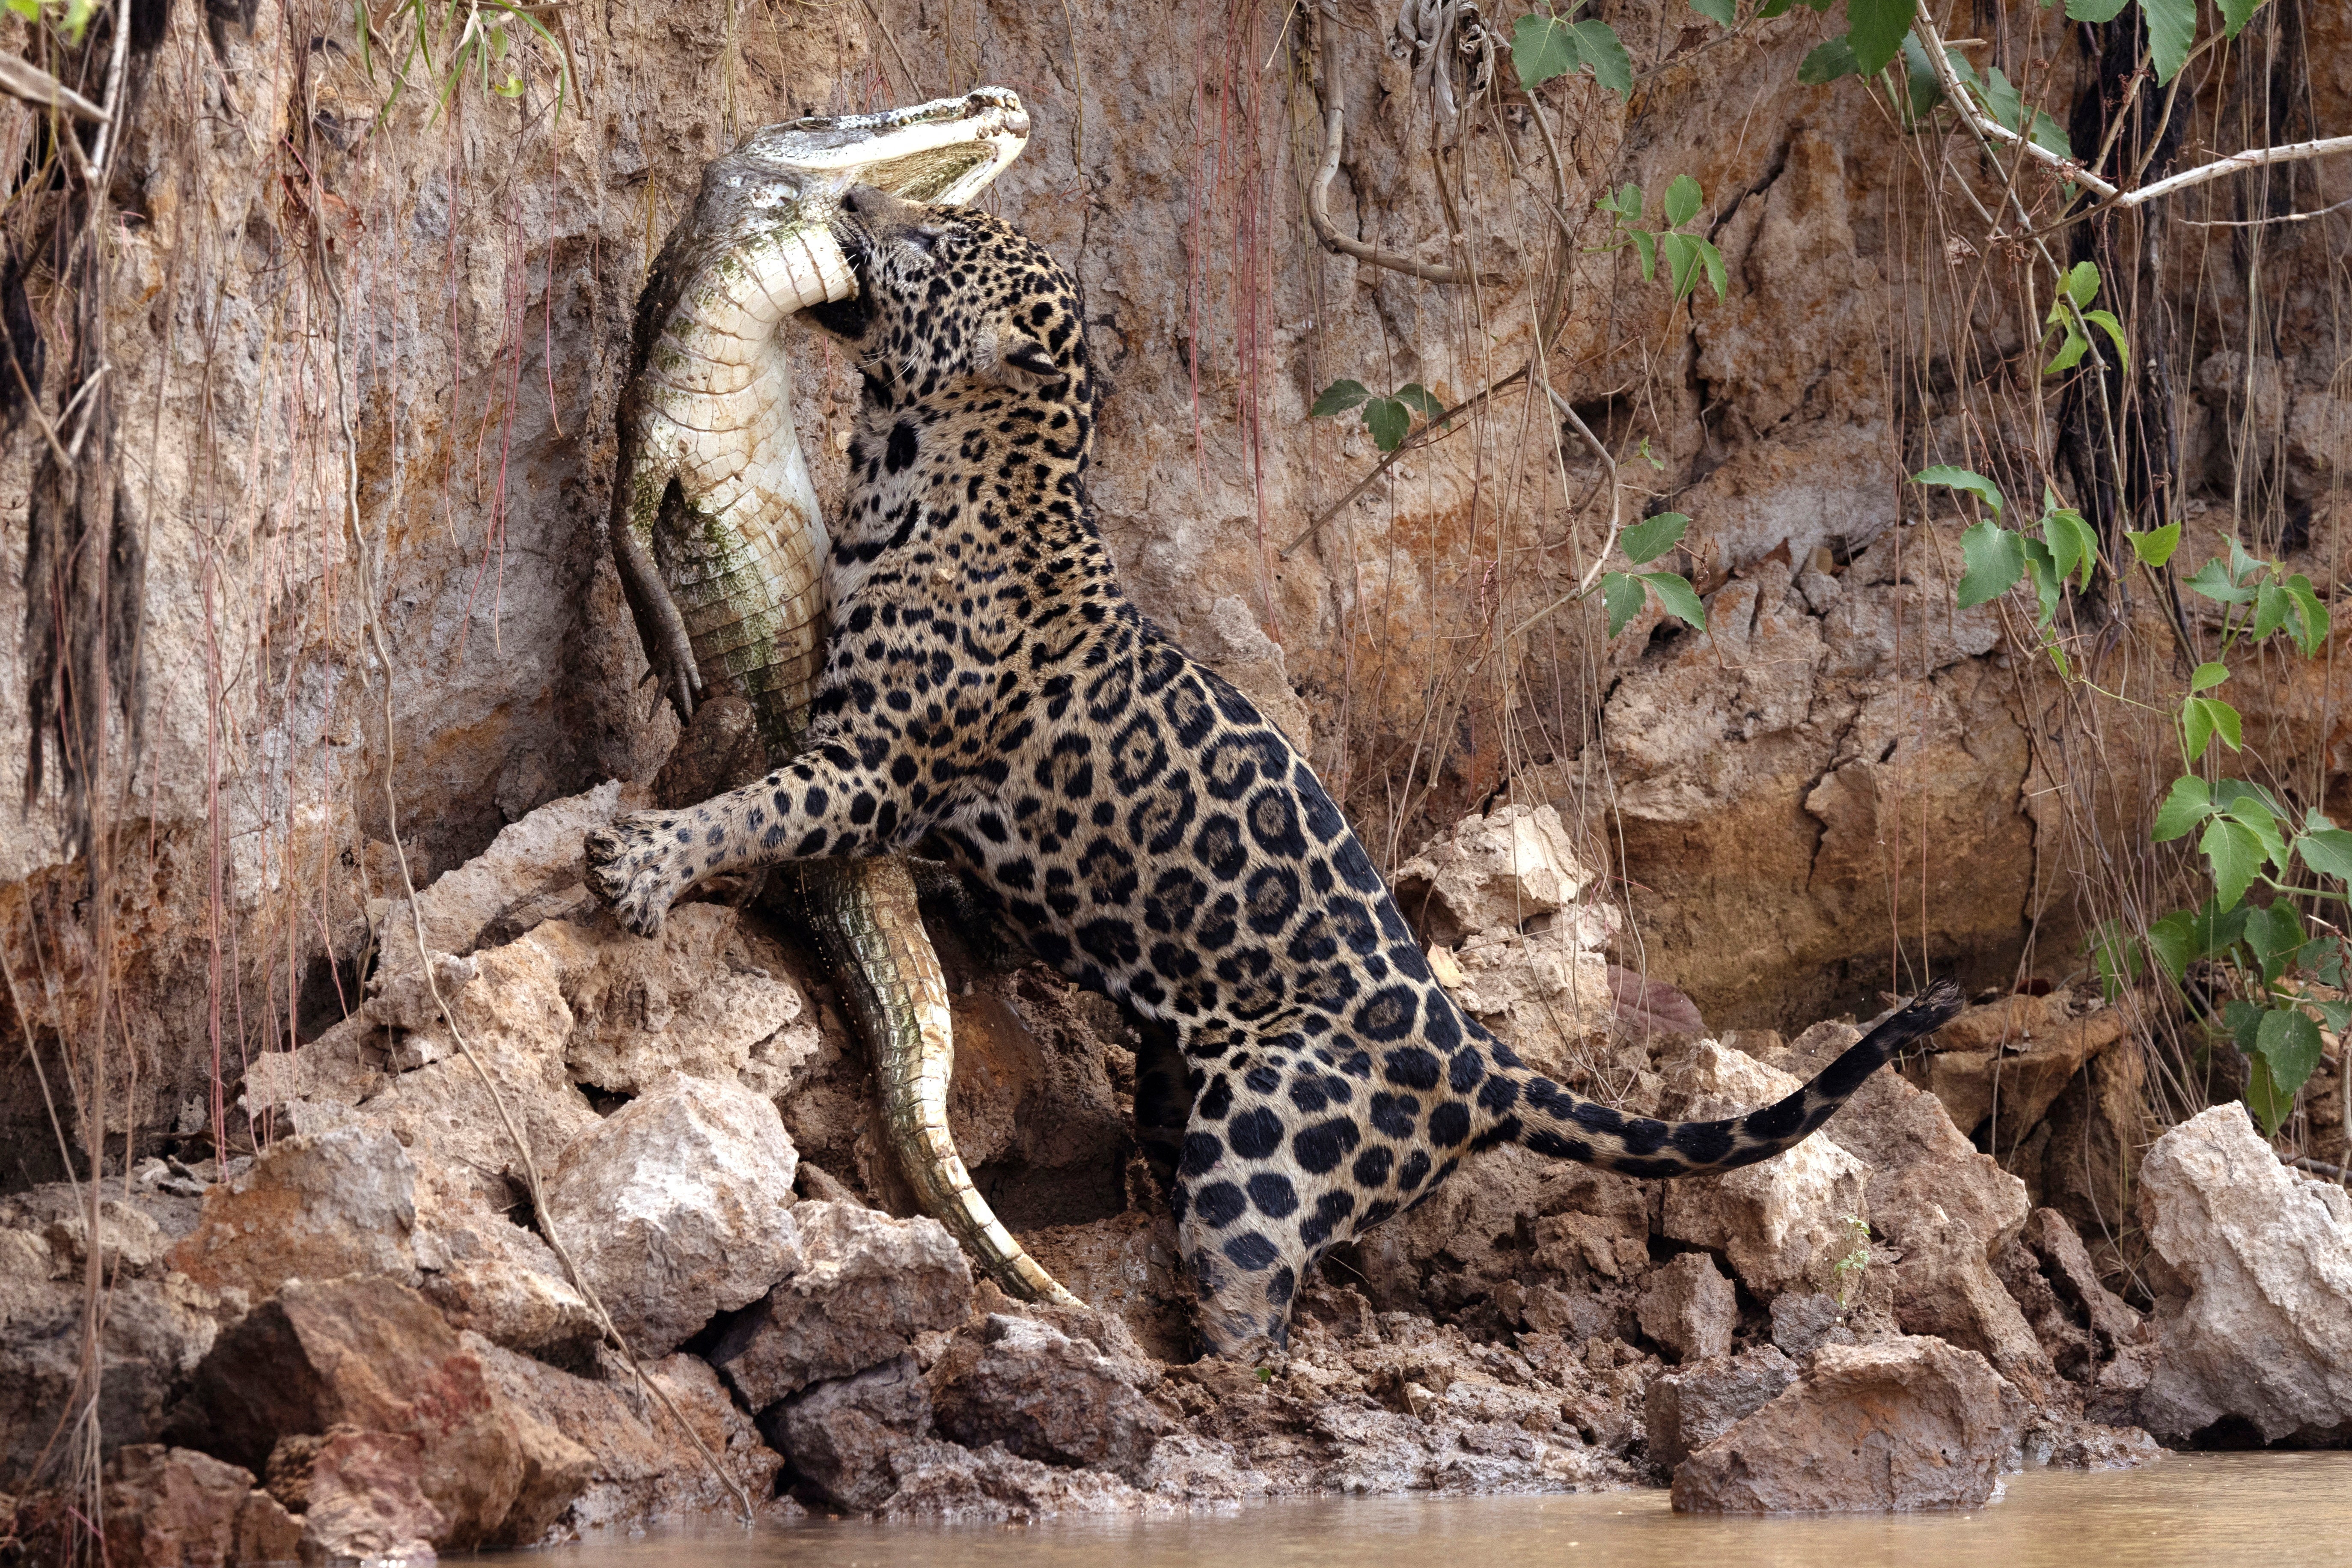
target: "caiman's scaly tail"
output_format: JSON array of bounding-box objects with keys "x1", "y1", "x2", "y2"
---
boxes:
[{"x1": 1506, "y1": 979, "x2": 1966, "y2": 1177}]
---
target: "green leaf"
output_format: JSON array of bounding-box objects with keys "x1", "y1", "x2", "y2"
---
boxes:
[
  {"x1": 2029, "y1": 108, "x2": 2074, "y2": 160},
  {"x1": 1956, "y1": 521, "x2": 2026, "y2": 608},
  {"x1": 1660, "y1": 232, "x2": 1716, "y2": 302},
  {"x1": 2082, "y1": 309, "x2": 2131, "y2": 371},
  {"x1": 1393, "y1": 383, "x2": 1444, "y2": 418},
  {"x1": 1663, "y1": 173, "x2": 1703, "y2": 230},
  {"x1": 2284, "y1": 574, "x2": 2331, "y2": 656},
  {"x1": 1694, "y1": 237, "x2": 1727, "y2": 300},
  {"x1": 2215, "y1": 780, "x2": 2286, "y2": 868},
  {"x1": 2144, "y1": 0, "x2": 2194, "y2": 82},
  {"x1": 1844, "y1": 0, "x2": 1917, "y2": 75},
  {"x1": 1799, "y1": 36, "x2": 1861, "y2": 83},
  {"x1": 2152, "y1": 774, "x2": 2211, "y2": 842},
  {"x1": 1915, "y1": 464, "x2": 2004, "y2": 514},
  {"x1": 2147, "y1": 910, "x2": 2194, "y2": 981},
  {"x1": 2190, "y1": 661, "x2": 2230, "y2": 694},
  {"x1": 1311, "y1": 379, "x2": 1371, "y2": 417},
  {"x1": 2183, "y1": 695, "x2": 2243, "y2": 759},
  {"x1": 1512, "y1": 13, "x2": 1582, "y2": 90},
  {"x1": 2296, "y1": 827, "x2": 2352, "y2": 883},
  {"x1": 1899, "y1": 30, "x2": 1945, "y2": 118},
  {"x1": 1569, "y1": 18, "x2": 1633, "y2": 96},
  {"x1": 1629, "y1": 227, "x2": 1658, "y2": 281},
  {"x1": 2064, "y1": 0, "x2": 2130, "y2": 18},
  {"x1": 1622, "y1": 512, "x2": 1691, "y2": 565},
  {"x1": 2202, "y1": 818, "x2": 2264, "y2": 910},
  {"x1": 2246, "y1": 903, "x2": 2306, "y2": 985},
  {"x1": 2022, "y1": 537, "x2": 2064, "y2": 629},
  {"x1": 1976, "y1": 64, "x2": 2025, "y2": 131},
  {"x1": 2217, "y1": 0, "x2": 2266, "y2": 38},
  {"x1": 1601, "y1": 571, "x2": 1647, "y2": 637},
  {"x1": 1363, "y1": 397, "x2": 1410, "y2": 452},
  {"x1": 2316, "y1": 996, "x2": 2352, "y2": 1033},
  {"x1": 1644, "y1": 571, "x2": 1709, "y2": 630},
  {"x1": 2042, "y1": 506, "x2": 2098, "y2": 590},
  {"x1": 2061, "y1": 260, "x2": 2100, "y2": 308},
  {"x1": 2255, "y1": 1006, "x2": 2325, "y2": 1094},
  {"x1": 2253, "y1": 580, "x2": 2289, "y2": 641},
  {"x1": 2183, "y1": 558, "x2": 2257, "y2": 606},
  {"x1": 1756, "y1": 0, "x2": 1793, "y2": 15},
  {"x1": 2044, "y1": 320, "x2": 2090, "y2": 375},
  {"x1": 2245, "y1": 1051, "x2": 2294, "y2": 1137},
  {"x1": 1690, "y1": 0, "x2": 1737, "y2": 23},
  {"x1": 2126, "y1": 522, "x2": 2181, "y2": 567},
  {"x1": 2227, "y1": 532, "x2": 2268, "y2": 584},
  {"x1": 1607, "y1": 182, "x2": 1644, "y2": 219}
]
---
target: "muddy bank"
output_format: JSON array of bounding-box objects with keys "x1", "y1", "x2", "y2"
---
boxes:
[{"x1": 23, "y1": 791, "x2": 2348, "y2": 1560}]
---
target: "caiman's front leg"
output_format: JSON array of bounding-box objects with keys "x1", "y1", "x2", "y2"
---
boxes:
[
  {"x1": 584, "y1": 735, "x2": 921, "y2": 937},
  {"x1": 610, "y1": 509, "x2": 702, "y2": 720}
]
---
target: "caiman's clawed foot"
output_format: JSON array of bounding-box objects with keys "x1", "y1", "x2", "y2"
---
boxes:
[{"x1": 583, "y1": 812, "x2": 698, "y2": 937}]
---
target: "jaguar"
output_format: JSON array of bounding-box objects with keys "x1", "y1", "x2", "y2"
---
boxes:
[{"x1": 585, "y1": 183, "x2": 1965, "y2": 1357}]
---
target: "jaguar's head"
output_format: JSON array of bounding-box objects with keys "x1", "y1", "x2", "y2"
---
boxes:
[{"x1": 807, "y1": 185, "x2": 1091, "y2": 426}]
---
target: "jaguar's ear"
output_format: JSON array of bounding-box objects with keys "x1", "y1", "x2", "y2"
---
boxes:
[{"x1": 1002, "y1": 338, "x2": 1059, "y2": 379}]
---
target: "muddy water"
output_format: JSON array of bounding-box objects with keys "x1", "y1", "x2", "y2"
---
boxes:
[{"x1": 516, "y1": 1454, "x2": 2348, "y2": 1568}]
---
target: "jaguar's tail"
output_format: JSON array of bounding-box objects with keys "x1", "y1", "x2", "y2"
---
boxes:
[{"x1": 1503, "y1": 979, "x2": 1965, "y2": 1177}]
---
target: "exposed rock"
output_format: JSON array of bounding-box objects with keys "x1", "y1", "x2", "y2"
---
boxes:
[
  {"x1": 2021, "y1": 1207, "x2": 2144, "y2": 1354},
  {"x1": 542, "y1": 1074, "x2": 801, "y2": 1357},
  {"x1": 1017, "y1": 1210, "x2": 1192, "y2": 1364},
  {"x1": 297, "y1": 1431, "x2": 446, "y2": 1565},
  {"x1": 529, "y1": 907, "x2": 820, "y2": 1100},
  {"x1": 380, "y1": 780, "x2": 636, "y2": 961},
  {"x1": 1658, "y1": 1041, "x2": 1870, "y2": 1297},
  {"x1": 2137, "y1": 1104, "x2": 2352, "y2": 1445},
  {"x1": 1778, "y1": 1021, "x2": 2050, "y2": 1388},
  {"x1": 2032, "y1": 1419, "x2": 2162, "y2": 1470},
  {"x1": 165, "y1": 1124, "x2": 418, "y2": 1300},
  {"x1": 467, "y1": 1334, "x2": 783, "y2": 1538},
  {"x1": 165, "y1": 1276, "x2": 524, "y2": 1547},
  {"x1": 2, "y1": 1229, "x2": 228, "y2": 1488},
  {"x1": 1606, "y1": 965, "x2": 1707, "y2": 1038},
  {"x1": 929, "y1": 1311, "x2": 1172, "y2": 1480},
  {"x1": 1671, "y1": 1337, "x2": 2027, "y2": 1512},
  {"x1": 412, "y1": 1166, "x2": 601, "y2": 1357},
  {"x1": 343, "y1": 935, "x2": 602, "y2": 1211},
  {"x1": 1644, "y1": 1345, "x2": 1796, "y2": 1471},
  {"x1": 769, "y1": 1354, "x2": 934, "y2": 1511},
  {"x1": 1767, "y1": 1292, "x2": 1855, "y2": 1360},
  {"x1": 1392, "y1": 803, "x2": 1595, "y2": 948},
  {"x1": 1434, "y1": 925, "x2": 1617, "y2": 1080},
  {"x1": 708, "y1": 1202, "x2": 971, "y2": 1410},
  {"x1": 1902, "y1": 990, "x2": 2129, "y2": 1144},
  {"x1": 95, "y1": 1446, "x2": 299, "y2": 1568},
  {"x1": 1635, "y1": 1251, "x2": 1736, "y2": 1363}
]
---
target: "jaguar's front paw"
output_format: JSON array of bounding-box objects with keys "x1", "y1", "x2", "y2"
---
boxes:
[{"x1": 583, "y1": 814, "x2": 688, "y2": 937}]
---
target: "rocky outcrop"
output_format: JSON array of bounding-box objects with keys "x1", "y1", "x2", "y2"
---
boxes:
[
  {"x1": 542, "y1": 1074, "x2": 802, "y2": 1357},
  {"x1": 1644, "y1": 1346, "x2": 1797, "y2": 1471},
  {"x1": 1670, "y1": 1338, "x2": 2027, "y2": 1512},
  {"x1": 708, "y1": 1202, "x2": 973, "y2": 1409},
  {"x1": 930, "y1": 1310, "x2": 1173, "y2": 1480},
  {"x1": 1657, "y1": 1040, "x2": 1870, "y2": 1297},
  {"x1": 2136, "y1": 1104, "x2": 2352, "y2": 1446},
  {"x1": 1633, "y1": 1252, "x2": 1736, "y2": 1365},
  {"x1": 165, "y1": 1124, "x2": 419, "y2": 1300}
]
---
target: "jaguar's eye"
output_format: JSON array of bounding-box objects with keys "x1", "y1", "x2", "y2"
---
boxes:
[{"x1": 902, "y1": 228, "x2": 941, "y2": 256}]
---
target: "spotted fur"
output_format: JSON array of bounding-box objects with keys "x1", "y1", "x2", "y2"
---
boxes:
[{"x1": 584, "y1": 186, "x2": 1966, "y2": 1357}]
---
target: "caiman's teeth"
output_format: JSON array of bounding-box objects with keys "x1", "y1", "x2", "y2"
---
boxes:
[{"x1": 791, "y1": 225, "x2": 856, "y2": 307}]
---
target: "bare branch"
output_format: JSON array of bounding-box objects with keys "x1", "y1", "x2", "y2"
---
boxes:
[
  {"x1": 1303, "y1": 3, "x2": 1497, "y2": 287},
  {"x1": 1917, "y1": 16, "x2": 2352, "y2": 213},
  {"x1": 0, "y1": 54, "x2": 110, "y2": 125}
]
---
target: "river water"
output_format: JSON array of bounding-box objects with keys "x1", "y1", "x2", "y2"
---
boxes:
[{"x1": 515, "y1": 1453, "x2": 2349, "y2": 1568}]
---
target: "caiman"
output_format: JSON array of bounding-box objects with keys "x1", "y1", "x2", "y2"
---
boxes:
[{"x1": 605, "y1": 88, "x2": 1078, "y2": 1306}]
